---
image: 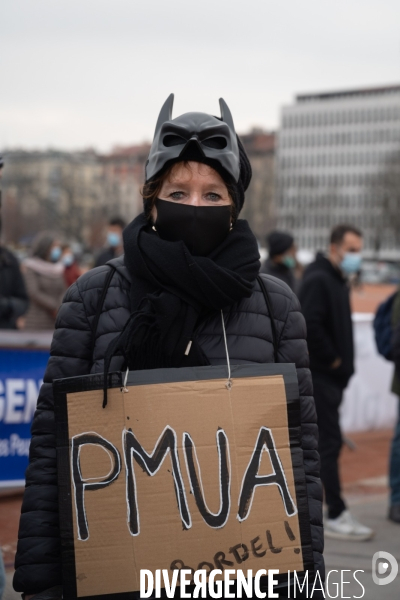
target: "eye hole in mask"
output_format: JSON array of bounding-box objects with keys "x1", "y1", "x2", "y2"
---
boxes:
[
  {"x1": 202, "y1": 136, "x2": 227, "y2": 149},
  {"x1": 163, "y1": 134, "x2": 187, "y2": 147}
]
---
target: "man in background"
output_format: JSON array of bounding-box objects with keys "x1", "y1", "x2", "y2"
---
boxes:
[
  {"x1": 299, "y1": 224, "x2": 373, "y2": 540},
  {"x1": 0, "y1": 154, "x2": 29, "y2": 328},
  {"x1": 261, "y1": 230, "x2": 298, "y2": 292},
  {"x1": 94, "y1": 216, "x2": 126, "y2": 267}
]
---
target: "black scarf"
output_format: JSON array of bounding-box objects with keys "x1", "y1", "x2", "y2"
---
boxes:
[{"x1": 102, "y1": 213, "x2": 260, "y2": 406}]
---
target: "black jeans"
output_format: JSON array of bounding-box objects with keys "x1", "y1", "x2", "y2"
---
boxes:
[{"x1": 312, "y1": 374, "x2": 346, "y2": 519}]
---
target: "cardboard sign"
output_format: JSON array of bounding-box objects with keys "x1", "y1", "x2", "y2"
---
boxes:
[{"x1": 54, "y1": 363, "x2": 314, "y2": 599}]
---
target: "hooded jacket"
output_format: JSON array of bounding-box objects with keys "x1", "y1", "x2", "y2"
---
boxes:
[
  {"x1": 13, "y1": 257, "x2": 324, "y2": 595},
  {"x1": 298, "y1": 253, "x2": 354, "y2": 389},
  {"x1": 22, "y1": 258, "x2": 66, "y2": 330}
]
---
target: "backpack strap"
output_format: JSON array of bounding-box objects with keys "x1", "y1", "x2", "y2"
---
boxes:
[
  {"x1": 90, "y1": 265, "x2": 116, "y2": 360},
  {"x1": 257, "y1": 275, "x2": 279, "y2": 363}
]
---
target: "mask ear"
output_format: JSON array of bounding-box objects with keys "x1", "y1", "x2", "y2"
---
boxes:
[
  {"x1": 154, "y1": 93, "x2": 174, "y2": 137},
  {"x1": 219, "y1": 98, "x2": 236, "y2": 132}
]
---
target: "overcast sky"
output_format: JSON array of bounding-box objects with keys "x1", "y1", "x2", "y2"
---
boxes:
[{"x1": 1, "y1": 0, "x2": 399, "y2": 151}]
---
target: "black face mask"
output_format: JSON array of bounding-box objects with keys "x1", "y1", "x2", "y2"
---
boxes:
[{"x1": 154, "y1": 198, "x2": 232, "y2": 257}]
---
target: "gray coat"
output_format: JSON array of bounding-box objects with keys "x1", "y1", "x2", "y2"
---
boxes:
[{"x1": 22, "y1": 260, "x2": 66, "y2": 330}]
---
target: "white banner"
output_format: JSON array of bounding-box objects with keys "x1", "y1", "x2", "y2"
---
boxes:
[{"x1": 341, "y1": 314, "x2": 398, "y2": 433}]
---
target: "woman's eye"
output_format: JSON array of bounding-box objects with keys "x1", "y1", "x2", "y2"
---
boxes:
[
  {"x1": 206, "y1": 193, "x2": 222, "y2": 202},
  {"x1": 170, "y1": 191, "x2": 185, "y2": 200}
]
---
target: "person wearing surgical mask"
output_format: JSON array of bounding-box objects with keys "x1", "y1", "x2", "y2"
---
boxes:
[
  {"x1": 299, "y1": 224, "x2": 373, "y2": 542},
  {"x1": 62, "y1": 244, "x2": 82, "y2": 287},
  {"x1": 94, "y1": 216, "x2": 126, "y2": 267},
  {"x1": 261, "y1": 230, "x2": 299, "y2": 293},
  {"x1": 22, "y1": 231, "x2": 66, "y2": 330}
]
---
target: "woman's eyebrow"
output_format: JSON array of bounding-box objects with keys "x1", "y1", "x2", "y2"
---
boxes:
[
  {"x1": 164, "y1": 179, "x2": 191, "y2": 187},
  {"x1": 164, "y1": 179, "x2": 226, "y2": 190},
  {"x1": 201, "y1": 180, "x2": 226, "y2": 188}
]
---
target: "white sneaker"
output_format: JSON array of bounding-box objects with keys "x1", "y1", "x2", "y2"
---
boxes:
[{"x1": 324, "y1": 510, "x2": 374, "y2": 541}]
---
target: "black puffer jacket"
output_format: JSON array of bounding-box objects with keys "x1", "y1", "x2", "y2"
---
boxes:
[{"x1": 14, "y1": 256, "x2": 324, "y2": 593}]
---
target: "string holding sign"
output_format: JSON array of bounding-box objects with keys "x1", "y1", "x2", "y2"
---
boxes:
[
  {"x1": 121, "y1": 367, "x2": 130, "y2": 394},
  {"x1": 221, "y1": 309, "x2": 232, "y2": 390}
]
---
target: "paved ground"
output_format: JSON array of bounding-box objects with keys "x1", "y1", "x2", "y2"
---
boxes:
[
  {"x1": 324, "y1": 495, "x2": 400, "y2": 599},
  {"x1": 3, "y1": 572, "x2": 18, "y2": 600},
  {"x1": 321, "y1": 429, "x2": 400, "y2": 599},
  {"x1": 1, "y1": 429, "x2": 398, "y2": 599},
  {"x1": 351, "y1": 283, "x2": 397, "y2": 314}
]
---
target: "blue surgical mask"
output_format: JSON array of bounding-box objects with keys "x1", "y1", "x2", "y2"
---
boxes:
[
  {"x1": 62, "y1": 253, "x2": 74, "y2": 267},
  {"x1": 282, "y1": 255, "x2": 296, "y2": 270},
  {"x1": 50, "y1": 246, "x2": 62, "y2": 263},
  {"x1": 340, "y1": 252, "x2": 362, "y2": 275},
  {"x1": 107, "y1": 231, "x2": 121, "y2": 248}
]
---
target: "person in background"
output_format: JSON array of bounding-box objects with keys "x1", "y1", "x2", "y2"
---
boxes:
[
  {"x1": 22, "y1": 232, "x2": 66, "y2": 330},
  {"x1": 61, "y1": 244, "x2": 81, "y2": 287},
  {"x1": 0, "y1": 155, "x2": 29, "y2": 328},
  {"x1": 389, "y1": 292, "x2": 400, "y2": 523},
  {"x1": 94, "y1": 216, "x2": 126, "y2": 267},
  {"x1": 260, "y1": 230, "x2": 298, "y2": 292},
  {"x1": 299, "y1": 224, "x2": 374, "y2": 540}
]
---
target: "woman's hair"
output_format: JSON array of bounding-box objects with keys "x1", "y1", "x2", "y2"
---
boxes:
[
  {"x1": 141, "y1": 161, "x2": 238, "y2": 222},
  {"x1": 31, "y1": 231, "x2": 59, "y2": 261}
]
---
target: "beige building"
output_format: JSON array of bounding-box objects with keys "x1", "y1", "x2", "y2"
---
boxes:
[
  {"x1": 1, "y1": 133, "x2": 276, "y2": 249},
  {"x1": 277, "y1": 84, "x2": 400, "y2": 258},
  {"x1": 1, "y1": 147, "x2": 148, "y2": 249},
  {"x1": 2, "y1": 150, "x2": 104, "y2": 246},
  {"x1": 239, "y1": 130, "x2": 276, "y2": 243},
  {"x1": 99, "y1": 143, "x2": 150, "y2": 224}
]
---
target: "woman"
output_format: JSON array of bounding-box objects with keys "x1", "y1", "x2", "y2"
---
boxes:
[
  {"x1": 22, "y1": 232, "x2": 66, "y2": 330},
  {"x1": 14, "y1": 96, "x2": 323, "y2": 599},
  {"x1": 61, "y1": 244, "x2": 81, "y2": 287}
]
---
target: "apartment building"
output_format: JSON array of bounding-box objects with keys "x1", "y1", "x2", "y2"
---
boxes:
[{"x1": 277, "y1": 85, "x2": 400, "y2": 258}]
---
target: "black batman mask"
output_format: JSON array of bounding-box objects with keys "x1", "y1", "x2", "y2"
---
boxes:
[{"x1": 145, "y1": 94, "x2": 240, "y2": 183}]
